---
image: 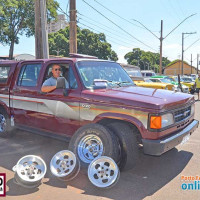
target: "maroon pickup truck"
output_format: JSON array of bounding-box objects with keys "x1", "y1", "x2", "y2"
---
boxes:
[{"x1": 0, "y1": 54, "x2": 199, "y2": 170}]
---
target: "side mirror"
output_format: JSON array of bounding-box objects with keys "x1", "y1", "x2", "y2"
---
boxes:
[
  {"x1": 56, "y1": 77, "x2": 66, "y2": 89},
  {"x1": 56, "y1": 77, "x2": 69, "y2": 96},
  {"x1": 93, "y1": 79, "x2": 108, "y2": 89}
]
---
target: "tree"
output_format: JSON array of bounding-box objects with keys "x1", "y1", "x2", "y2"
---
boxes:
[
  {"x1": 0, "y1": 0, "x2": 59, "y2": 59},
  {"x1": 124, "y1": 48, "x2": 171, "y2": 72},
  {"x1": 48, "y1": 26, "x2": 118, "y2": 61}
]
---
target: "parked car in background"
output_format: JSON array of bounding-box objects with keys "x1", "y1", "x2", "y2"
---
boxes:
[
  {"x1": 141, "y1": 70, "x2": 156, "y2": 77},
  {"x1": 172, "y1": 76, "x2": 195, "y2": 94},
  {"x1": 121, "y1": 65, "x2": 174, "y2": 91},
  {"x1": 151, "y1": 75, "x2": 189, "y2": 93}
]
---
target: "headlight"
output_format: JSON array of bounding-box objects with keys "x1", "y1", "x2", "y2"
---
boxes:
[
  {"x1": 191, "y1": 104, "x2": 195, "y2": 116},
  {"x1": 150, "y1": 113, "x2": 174, "y2": 129},
  {"x1": 161, "y1": 113, "x2": 174, "y2": 128}
]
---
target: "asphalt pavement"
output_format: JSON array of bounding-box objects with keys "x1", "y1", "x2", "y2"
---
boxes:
[{"x1": 0, "y1": 96, "x2": 200, "y2": 200}]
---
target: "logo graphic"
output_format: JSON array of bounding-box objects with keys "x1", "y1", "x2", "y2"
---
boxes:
[{"x1": 0, "y1": 173, "x2": 6, "y2": 197}]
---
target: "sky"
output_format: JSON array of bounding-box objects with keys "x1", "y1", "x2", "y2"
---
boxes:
[{"x1": 1, "y1": 0, "x2": 200, "y2": 67}]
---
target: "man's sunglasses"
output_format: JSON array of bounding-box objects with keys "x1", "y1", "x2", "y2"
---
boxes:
[{"x1": 54, "y1": 68, "x2": 61, "y2": 71}]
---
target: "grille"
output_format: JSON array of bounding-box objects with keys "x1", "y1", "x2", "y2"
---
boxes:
[{"x1": 174, "y1": 105, "x2": 191, "y2": 123}]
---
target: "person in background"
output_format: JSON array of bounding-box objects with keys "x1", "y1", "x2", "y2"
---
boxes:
[
  {"x1": 41, "y1": 64, "x2": 69, "y2": 93},
  {"x1": 195, "y1": 74, "x2": 200, "y2": 101}
]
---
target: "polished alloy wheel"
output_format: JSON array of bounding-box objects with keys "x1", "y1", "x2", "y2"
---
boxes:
[
  {"x1": 88, "y1": 156, "x2": 120, "y2": 188},
  {"x1": 0, "y1": 114, "x2": 6, "y2": 133},
  {"x1": 13, "y1": 155, "x2": 47, "y2": 188},
  {"x1": 50, "y1": 150, "x2": 80, "y2": 181},
  {"x1": 78, "y1": 135, "x2": 103, "y2": 163}
]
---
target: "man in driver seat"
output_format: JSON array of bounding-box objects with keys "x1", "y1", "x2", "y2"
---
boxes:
[{"x1": 41, "y1": 64, "x2": 69, "y2": 93}]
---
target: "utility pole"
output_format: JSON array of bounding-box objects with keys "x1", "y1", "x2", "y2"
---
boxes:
[
  {"x1": 181, "y1": 32, "x2": 196, "y2": 75},
  {"x1": 69, "y1": 0, "x2": 77, "y2": 53},
  {"x1": 197, "y1": 54, "x2": 199, "y2": 74},
  {"x1": 34, "y1": 0, "x2": 49, "y2": 59},
  {"x1": 159, "y1": 20, "x2": 163, "y2": 74},
  {"x1": 181, "y1": 33, "x2": 184, "y2": 75},
  {"x1": 191, "y1": 54, "x2": 193, "y2": 74}
]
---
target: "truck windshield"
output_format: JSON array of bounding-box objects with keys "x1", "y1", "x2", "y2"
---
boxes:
[{"x1": 77, "y1": 61, "x2": 134, "y2": 89}]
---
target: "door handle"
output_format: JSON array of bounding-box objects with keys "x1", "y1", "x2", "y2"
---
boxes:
[{"x1": 13, "y1": 88, "x2": 20, "y2": 92}]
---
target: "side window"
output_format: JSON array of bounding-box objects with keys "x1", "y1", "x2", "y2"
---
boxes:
[
  {"x1": 43, "y1": 64, "x2": 78, "y2": 89},
  {"x1": 69, "y1": 66, "x2": 78, "y2": 89},
  {"x1": 18, "y1": 64, "x2": 42, "y2": 87},
  {"x1": 0, "y1": 66, "x2": 11, "y2": 84}
]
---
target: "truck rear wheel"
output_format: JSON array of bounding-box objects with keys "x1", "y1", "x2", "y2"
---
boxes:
[
  {"x1": 107, "y1": 122, "x2": 140, "y2": 171},
  {"x1": 0, "y1": 109, "x2": 13, "y2": 137},
  {"x1": 68, "y1": 124, "x2": 120, "y2": 172}
]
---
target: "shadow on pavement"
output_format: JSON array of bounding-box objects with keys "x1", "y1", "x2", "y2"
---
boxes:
[{"x1": 0, "y1": 130, "x2": 193, "y2": 199}]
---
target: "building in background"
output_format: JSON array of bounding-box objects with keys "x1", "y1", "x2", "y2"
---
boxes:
[
  {"x1": 164, "y1": 60, "x2": 197, "y2": 75},
  {"x1": 47, "y1": 14, "x2": 69, "y2": 34},
  {"x1": 0, "y1": 54, "x2": 35, "y2": 61}
]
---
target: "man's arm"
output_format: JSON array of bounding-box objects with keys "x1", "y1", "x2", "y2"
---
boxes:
[{"x1": 41, "y1": 85, "x2": 56, "y2": 93}]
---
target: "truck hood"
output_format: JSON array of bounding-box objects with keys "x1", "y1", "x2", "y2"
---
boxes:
[{"x1": 82, "y1": 86, "x2": 194, "y2": 111}]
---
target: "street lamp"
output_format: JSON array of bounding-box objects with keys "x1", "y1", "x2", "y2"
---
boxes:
[
  {"x1": 132, "y1": 13, "x2": 196, "y2": 75},
  {"x1": 181, "y1": 32, "x2": 196, "y2": 75}
]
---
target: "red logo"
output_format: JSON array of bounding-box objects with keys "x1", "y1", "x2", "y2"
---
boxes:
[{"x1": 0, "y1": 173, "x2": 6, "y2": 197}]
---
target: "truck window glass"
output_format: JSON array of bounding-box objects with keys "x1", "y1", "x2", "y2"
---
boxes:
[
  {"x1": 17, "y1": 64, "x2": 42, "y2": 87},
  {"x1": 77, "y1": 61, "x2": 134, "y2": 89},
  {"x1": 43, "y1": 64, "x2": 78, "y2": 89},
  {"x1": 69, "y1": 66, "x2": 78, "y2": 89},
  {"x1": 0, "y1": 66, "x2": 11, "y2": 84}
]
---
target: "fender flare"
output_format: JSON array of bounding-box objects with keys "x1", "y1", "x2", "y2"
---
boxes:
[{"x1": 93, "y1": 112, "x2": 147, "y2": 138}]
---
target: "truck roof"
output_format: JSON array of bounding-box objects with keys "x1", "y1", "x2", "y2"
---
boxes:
[{"x1": 0, "y1": 57, "x2": 114, "y2": 65}]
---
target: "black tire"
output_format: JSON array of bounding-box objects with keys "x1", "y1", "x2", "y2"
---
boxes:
[
  {"x1": 0, "y1": 108, "x2": 14, "y2": 137},
  {"x1": 68, "y1": 124, "x2": 120, "y2": 172},
  {"x1": 107, "y1": 122, "x2": 140, "y2": 171}
]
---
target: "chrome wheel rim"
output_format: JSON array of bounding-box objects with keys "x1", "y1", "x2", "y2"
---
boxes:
[
  {"x1": 88, "y1": 156, "x2": 120, "y2": 188},
  {"x1": 0, "y1": 114, "x2": 6, "y2": 133},
  {"x1": 14, "y1": 155, "x2": 47, "y2": 182},
  {"x1": 50, "y1": 150, "x2": 78, "y2": 178},
  {"x1": 78, "y1": 135, "x2": 103, "y2": 163}
]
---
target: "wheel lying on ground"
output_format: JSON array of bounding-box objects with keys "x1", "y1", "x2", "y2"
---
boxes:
[
  {"x1": 107, "y1": 122, "x2": 140, "y2": 171},
  {"x1": 68, "y1": 124, "x2": 120, "y2": 172},
  {"x1": 88, "y1": 156, "x2": 120, "y2": 189},
  {"x1": 50, "y1": 150, "x2": 80, "y2": 181},
  {"x1": 0, "y1": 109, "x2": 13, "y2": 137},
  {"x1": 12, "y1": 155, "x2": 47, "y2": 188}
]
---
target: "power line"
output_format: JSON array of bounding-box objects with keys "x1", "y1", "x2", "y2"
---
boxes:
[
  {"x1": 185, "y1": 38, "x2": 200, "y2": 52},
  {"x1": 78, "y1": 22, "x2": 134, "y2": 48},
  {"x1": 78, "y1": 15, "x2": 147, "y2": 47},
  {"x1": 78, "y1": 12, "x2": 130, "y2": 39},
  {"x1": 78, "y1": 20, "x2": 136, "y2": 46},
  {"x1": 92, "y1": 0, "x2": 145, "y2": 30},
  {"x1": 82, "y1": 0, "x2": 157, "y2": 52}
]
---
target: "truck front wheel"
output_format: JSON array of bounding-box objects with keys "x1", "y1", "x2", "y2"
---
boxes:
[
  {"x1": 68, "y1": 124, "x2": 120, "y2": 171},
  {"x1": 107, "y1": 122, "x2": 140, "y2": 171}
]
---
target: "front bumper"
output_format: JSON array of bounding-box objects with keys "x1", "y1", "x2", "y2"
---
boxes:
[{"x1": 142, "y1": 119, "x2": 199, "y2": 156}]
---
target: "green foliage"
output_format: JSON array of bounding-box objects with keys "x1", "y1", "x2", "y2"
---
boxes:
[
  {"x1": 166, "y1": 59, "x2": 189, "y2": 67},
  {"x1": 124, "y1": 48, "x2": 171, "y2": 72},
  {"x1": 0, "y1": 0, "x2": 59, "y2": 59},
  {"x1": 48, "y1": 26, "x2": 118, "y2": 61}
]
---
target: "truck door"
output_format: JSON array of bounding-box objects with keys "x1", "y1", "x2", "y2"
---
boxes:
[
  {"x1": 11, "y1": 62, "x2": 43, "y2": 127},
  {"x1": 35, "y1": 61, "x2": 81, "y2": 137}
]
